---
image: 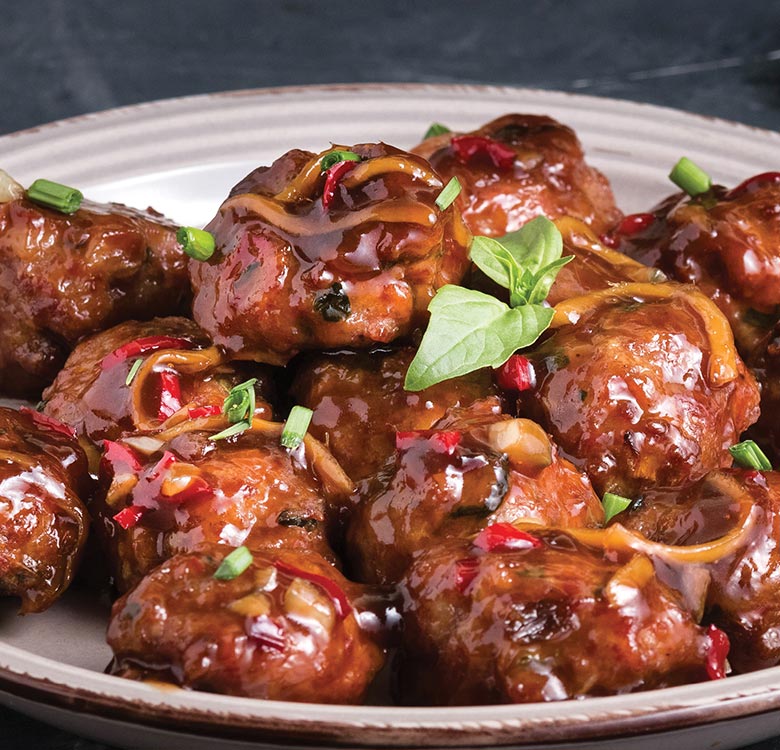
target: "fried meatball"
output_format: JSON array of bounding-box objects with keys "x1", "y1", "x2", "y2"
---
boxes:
[
  {"x1": 42, "y1": 317, "x2": 273, "y2": 447},
  {"x1": 398, "y1": 533, "x2": 717, "y2": 704},
  {"x1": 746, "y1": 321, "x2": 780, "y2": 462},
  {"x1": 612, "y1": 174, "x2": 780, "y2": 357},
  {"x1": 0, "y1": 406, "x2": 90, "y2": 612},
  {"x1": 290, "y1": 347, "x2": 496, "y2": 482},
  {"x1": 623, "y1": 469, "x2": 780, "y2": 672},
  {"x1": 348, "y1": 403, "x2": 603, "y2": 584},
  {"x1": 519, "y1": 283, "x2": 760, "y2": 496},
  {"x1": 108, "y1": 546, "x2": 384, "y2": 703},
  {"x1": 0, "y1": 190, "x2": 189, "y2": 397},
  {"x1": 94, "y1": 418, "x2": 353, "y2": 591},
  {"x1": 412, "y1": 114, "x2": 622, "y2": 238},
  {"x1": 189, "y1": 143, "x2": 471, "y2": 364}
]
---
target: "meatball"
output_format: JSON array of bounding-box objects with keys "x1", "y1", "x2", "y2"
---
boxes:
[
  {"x1": 622, "y1": 469, "x2": 780, "y2": 672},
  {"x1": 412, "y1": 114, "x2": 622, "y2": 238},
  {"x1": 746, "y1": 321, "x2": 780, "y2": 462},
  {"x1": 348, "y1": 403, "x2": 603, "y2": 584},
  {"x1": 613, "y1": 174, "x2": 780, "y2": 357},
  {"x1": 0, "y1": 406, "x2": 90, "y2": 612},
  {"x1": 189, "y1": 143, "x2": 471, "y2": 364},
  {"x1": 42, "y1": 317, "x2": 273, "y2": 447},
  {"x1": 0, "y1": 188, "x2": 189, "y2": 397},
  {"x1": 290, "y1": 347, "x2": 496, "y2": 482},
  {"x1": 519, "y1": 283, "x2": 760, "y2": 496},
  {"x1": 95, "y1": 417, "x2": 353, "y2": 591},
  {"x1": 398, "y1": 533, "x2": 717, "y2": 705},
  {"x1": 108, "y1": 546, "x2": 384, "y2": 703}
]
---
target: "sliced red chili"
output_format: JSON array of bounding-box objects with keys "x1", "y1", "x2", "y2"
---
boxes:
[
  {"x1": 113, "y1": 505, "x2": 148, "y2": 530},
  {"x1": 451, "y1": 135, "x2": 515, "y2": 170},
  {"x1": 273, "y1": 559, "x2": 352, "y2": 620},
  {"x1": 157, "y1": 371, "x2": 182, "y2": 421},
  {"x1": 705, "y1": 623, "x2": 730, "y2": 680},
  {"x1": 159, "y1": 475, "x2": 213, "y2": 505},
  {"x1": 495, "y1": 354, "x2": 535, "y2": 392},
  {"x1": 616, "y1": 212, "x2": 655, "y2": 237},
  {"x1": 727, "y1": 171, "x2": 780, "y2": 199},
  {"x1": 245, "y1": 614, "x2": 286, "y2": 651},
  {"x1": 101, "y1": 336, "x2": 193, "y2": 370},
  {"x1": 322, "y1": 161, "x2": 357, "y2": 209},
  {"x1": 19, "y1": 406, "x2": 77, "y2": 439},
  {"x1": 473, "y1": 522, "x2": 543, "y2": 552},
  {"x1": 101, "y1": 440, "x2": 143, "y2": 474},
  {"x1": 188, "y1": 404, "x2": 223, "y2": 419},
  {"x1": 395, "y1": 430, "x2": 462, "y2": 455},
  {"x1": 454, "y1": 557, "x2": 480, "y2": 593}
]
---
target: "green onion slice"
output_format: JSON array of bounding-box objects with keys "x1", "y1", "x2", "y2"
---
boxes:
[
  {"x1": 210, "y1": 420, "x2": 250, "y2": 442},
  {"x1": 125, "y1": 358, "x2": 143, "y2": 387},
  {"x1": 435, "y1": 177, "x2": 462, "y2": 211},
  {"x1": 222, "y1": 378, "x2": 257, "y2": 424},
  {"x1": 177, "y1": 226, "x2": 216, "y2": 261},
  {"x1": 729, "y1": 439, "x2": 772, "y2": 471},
  {"x1": 26, "y1": 178, "x2": 83, "y2": 214},
  {"x1": 213, "y1": 545, "x2": 253, "y2": 580},
  {"x1": 423, "y1": 122, "x2": 451, "y2": 139},
  {"x1": 281, "y1": 405, "x2": 313, "y2": 449},
  {"x1": 669, "y1": 157, "x2": 712, "y2": 197},
  {"x1": 603, "y1": 492, "x2": 633, "y2": 523},
  {"x1": 320, "y1": 150, "x2": 362, "y2": 172}
]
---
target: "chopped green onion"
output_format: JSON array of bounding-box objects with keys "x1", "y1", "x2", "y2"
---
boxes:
[
  {"x1": 125, "y1": 358, "x2": 143, "y2": 387},
  {"x1": 669, "y1": 157, "x2": 712, "y2": 197},
  {"x1": 26, "y1": 179, "x2": 83, "y2": 214},
  {"x1": 435, "y1": 177, "x2": 462, "y2": 211},
  {"x1": 222, "y1": 378, "x2": 257, "y2": 424},
  {"x1": 280, "y1": 405, "x2": 313, "y2": 449},
  {"x1": 176, "y1": 226, "x2": 216, "y2": 261},
  {"x1": 210, "y1": 420, "x2": 250, "y2": 442},
  {"x1": 423, "y1": 122, "x2": 451, "y2": 139},
  {"x1": 320, "y1": 150, "x2": 361, "y2": 172},
  {"x1": 603, "y1": 492, "x2": 633, "y2": 523},
  {"x1": 729, "y1": 440, "x2": 772, "y2": 471},
  {"x1": 213, "y1": 545, "x2": 253, "y2": 580}
]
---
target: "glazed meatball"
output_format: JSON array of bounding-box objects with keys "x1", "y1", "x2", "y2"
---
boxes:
[
  {"x1": 623, "y1": 469, "x2": 780, "y2": 672},
  {"x1": 95, "y1": 418, "x2": 352, "y2": 591},
  {"x1": 189, "y1": 143, "x2": 471, "y2": 364},
  {"x1": 290, "y1": 347, "x2": 496, "y2": 482},
  {"x1": 0, "y1": 186, "x2": 189, "y2": 397},
  {"x1": 108, "y1": 546, "x2": 384, "y2": 703},
  {"x1": 42, "y1": 317, "x2": 273, "y2": 446},
  {"x1": 0, "y1": 406, "x2": 90, "y2": 612},
  {"x1": 398, "y1": 533, "x2": 718, "y2": 705},
  {"x1": 746, "y1": 322, "x2": 780, "y2": 462},
  {"x1": 612, "y1": 174, "x2": 780, "y2": 357},
  {"x1": 348, "y1": 402, "x2": 603, "y2": 584},
  {"x1": 412, "y1": 114, "x2": 622, "y2": 238},
  {"x1": 519, "y1": 283, "x2": 760, "y2": 496}
]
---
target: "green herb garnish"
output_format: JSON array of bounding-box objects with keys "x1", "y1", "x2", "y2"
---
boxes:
[
  {"x1": 320, "y1": 150, "x2": 361, "y2": 172},
  {"x1": 435, "y1": 177, "x2": 462, "y2": 211},
  {"x1": 222, "y1": 378, "x2": 257, "y2": 424},
  {"x1": 213, "y1": 545, "x2": 253, "y2": 580},
  {"x1": 669, "y1": 157, "x2": 712, "y2": 197},
  {"x1": 125, "y1": 358, "x2": 143, "y2": 387},
  {"x1": 281, "y1": 405, "x2": 313, "y2": 449},
  {"x1": 26, "y1": 178, "x2": 83, "y2": 214},
  {"x1": 177, "y1": 226, "x2": 216, "y2": 261},
  {"x1": 603, "y1": 492, "x2": 633, "y2": 523},
  {"x1": 423, "y1": 123, "x2": 451, "y2": 139},
  {"x1": 404, "y1": 216, "x2": 572, "y2": 391},
  {"x1": 729, "y1": 440, "x2": 772, "y2": 471}
]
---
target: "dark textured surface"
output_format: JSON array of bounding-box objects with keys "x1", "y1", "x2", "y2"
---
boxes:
[{"x1": 2, "y1": 1, "x2": 780, "y2": 748}]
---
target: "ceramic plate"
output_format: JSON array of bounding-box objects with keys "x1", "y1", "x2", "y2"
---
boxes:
[{"x1": 2, "y1": 83, "x2": 780, "y2": 750}]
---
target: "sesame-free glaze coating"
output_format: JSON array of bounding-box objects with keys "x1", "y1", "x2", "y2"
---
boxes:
[
  {"x1": 108, "y1": 546, "x2": 384, "y2": 703},
  {"x1": 0, "y1": 197, "x2": 189, "y2": 397},
  {"x1": 0, "y1": 406, "x2": 90, "y2": 612},
  {"x1": 190, "y1": 143, "x2": 471, "y2": 364},
  {"x1": 412, "y1": 114, "x2": 622, "y2": 238}
]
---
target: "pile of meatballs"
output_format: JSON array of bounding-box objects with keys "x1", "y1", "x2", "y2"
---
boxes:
[{"x1": 1, "y1": 113, "x2": 779, "y2": 706}]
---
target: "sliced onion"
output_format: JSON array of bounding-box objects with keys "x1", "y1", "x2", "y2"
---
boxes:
[{"x1": 0, "y1": 170, "x2": 24, "y2": 204}]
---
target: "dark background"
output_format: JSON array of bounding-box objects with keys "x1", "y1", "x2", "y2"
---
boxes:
[{"x1": 2, "y1": 0, "x2": 780, "y2": 748}]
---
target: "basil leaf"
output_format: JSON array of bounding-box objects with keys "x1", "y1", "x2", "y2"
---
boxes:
[
  {"x1": 469, "y1": 236, "x2": 518, "y2": 291},
  {"x1": 499, "y1": 216, "x2": 563, "y2": 277},
  {"x1": 526, "y1": 255, "x2": 574, "y2": 304},
  {"x1": 404, "y1": 286, "x2": 554, "y2": 391}
]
